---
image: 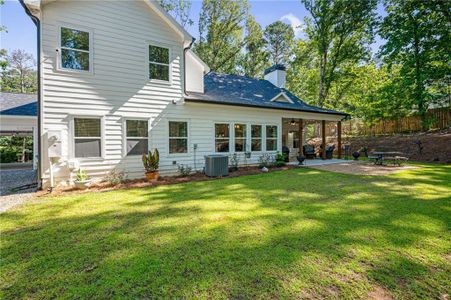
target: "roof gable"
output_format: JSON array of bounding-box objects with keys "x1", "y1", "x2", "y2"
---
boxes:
[
  {"x1": 22, "y1": 0, "x2": 194, "y2": 44},
  {"x1": 270, "y1": 92, "x2": 293, "y2": 104}
]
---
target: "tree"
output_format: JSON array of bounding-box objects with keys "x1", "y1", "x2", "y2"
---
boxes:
[
  {"x1": 264, "y1": 21, "x2": 294, "y2": 65},
  {"x1": 379, "y1": 0, "x2": 451, "y2": 127},
  {"x1": 286, "y1": 39, "x2": 319, "y2": 102},
  {"x1": 157, "y1": 0, "x2": 193, "y2": 28},
  {"x1": 0, "y1": 49, "x2": 37, "y2": 94},
  {"x1": 194, "y1": 0, "x2": 249, "y2": 73},
  {"x1": 301, "y1": 0, "x2": 378, "y2": 107},
  {"x1": 241, "y1": 16, "x2": 269, "y2": 78}
]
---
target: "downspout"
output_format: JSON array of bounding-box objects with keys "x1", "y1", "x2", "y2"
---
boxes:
[
  {"x1": 19, "y1": 0, "x2": 42, "y2": 189},
  {"x1": 182, "y1": 37, "x2": 195, "y2": 97}
]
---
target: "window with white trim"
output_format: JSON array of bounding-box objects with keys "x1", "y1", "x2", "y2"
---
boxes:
[
  {"x1": 266, "y1": 125, "x2": 278, "y2": 151},
  {"x1": 169, "y1": 121, "x2": 188, "y2": 154},
  {"x1": 60, "y1": 27, "x2": 90, "y2": 71},
  {"x1": 126, "y1": 120, "x2": 148, "y2": 156},
  {"x1": 74, "y1": 118, "x2": 101, "y2": 158},
  {"x1": 234, "y1": 123, "x2": 247, "y2": 152},
  {"x1": 149, "y1": 45, "x2": 170, "y2": 81},
  {"x1": 215, "y1": 123, "x2": 230, "y2": 152},
  {"x1": 251, "y1": 125, "x2": 262, "y2": 151}
]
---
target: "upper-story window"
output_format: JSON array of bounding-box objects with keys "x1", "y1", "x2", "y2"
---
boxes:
[
  {"x1": 149, "y1": 45, "x2": 170, "y2": 82},
  {"x1": 60, "y1": 27, "x2": 90, "y2": 71}
]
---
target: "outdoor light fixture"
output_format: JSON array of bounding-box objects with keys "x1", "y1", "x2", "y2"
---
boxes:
[{"x1": 290, "y1": 119, "x2": 296, "y2": 126}]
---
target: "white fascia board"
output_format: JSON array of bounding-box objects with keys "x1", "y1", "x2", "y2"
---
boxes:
[{"x1": 145, "y1": 0, "x2": 193, "y2": 44}]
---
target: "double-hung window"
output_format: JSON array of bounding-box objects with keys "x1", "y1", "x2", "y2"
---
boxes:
[
  {"x1": 251, "y1": 125, "x2": 262, "y2": 151},
  {"x1": 234, "y1": 124, "x2": 247, "y2": 152},
  {"x1": 74, "y1": 118, "x2": 101, "y2": 158},
  {"x1": 266, "y1": 125, "x2": 278, "y2": 151},
  {"x1": 149, "y1": 45, "x2": 170, "y2": 82},
  {"x1": 169, "y1": 121, "x2": 188, "y2": 154},
  {"x1": 60, "y1": 27, "x2": 90, "y2": 71},
  {"x1": 215, "y1": 123, "x2": 230, "y2": 152},
  {"x1": 126, "y1": 120, "x2": 148, "y2": 156}
]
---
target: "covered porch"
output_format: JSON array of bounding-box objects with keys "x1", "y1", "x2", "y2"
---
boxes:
[{"x1": 281, "y1": 117, "x2": 344, "y2": 163}]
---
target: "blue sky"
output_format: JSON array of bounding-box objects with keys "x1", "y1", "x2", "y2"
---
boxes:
[{"x1": 1, "y1": 0, "x2": 384, "y2": 58}]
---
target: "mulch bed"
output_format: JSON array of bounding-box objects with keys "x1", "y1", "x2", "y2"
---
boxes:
[{"x1": 45, "y1": 165, "x2": 299, "y2": 196}]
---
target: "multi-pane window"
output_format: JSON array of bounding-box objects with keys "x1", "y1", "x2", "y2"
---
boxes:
[
  {"x1": 251, "y1": 125, "x2": 262, "y2": 151},
  {"x1": 215, "y1": 123, "x2": 230, "y2": 152},
  {"x1": 266, "y1": 125, "x2": 278, "y2": 151},
  {"x1": 234, "y1": 124, "x2": 247, "y2": 152},
  {"x1": 169, "y1": 121, "x2": 188, "y2": 153},
  {"x1": 126, "y1": 120, "x2": 148, "y2": 156},
  {"x1": 60, "y1": 27, "x2": 90, "y2": 71},
  {"x1": 74, "y1": 118, "x2": 101, "y2": 157},
  {"x1": 149, "y1": 45, "x2": 170, "y2": 81}
]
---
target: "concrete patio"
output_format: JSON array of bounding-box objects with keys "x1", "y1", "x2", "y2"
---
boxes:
[{"x1": 288, "y1": 158, "x2": 353, "y2": 166}]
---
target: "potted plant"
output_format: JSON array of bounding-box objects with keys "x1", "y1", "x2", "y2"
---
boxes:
[
  {"x1": 74, "y1": 168, "x2": 91, "y2": 189},
  {"x1": 142, "y1": 149, "x2": 160, "y2": 181},
  {"x1": 296, "y1": 154, "x2": 306, "y2": 165}
]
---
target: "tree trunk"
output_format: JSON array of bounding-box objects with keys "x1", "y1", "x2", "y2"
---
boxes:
[
  {"x1": 21, "y1": 137, "x2": 26, "y2": 162},
  {"x1": 20, "y1": 70, "x2": 25, "y2": 93},
  {"x1": 412, "y1": 17, "x2": 426, "y2": 129},
  {"x1": 318, "y1": 51, "x2": 327, "y2": 107}
]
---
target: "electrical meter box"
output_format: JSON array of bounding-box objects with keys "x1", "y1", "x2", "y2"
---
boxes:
[{"x1": 48, "y1": 130, "x2": 62, "y2": 158}]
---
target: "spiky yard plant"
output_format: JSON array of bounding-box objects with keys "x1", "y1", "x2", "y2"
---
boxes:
[{"x1": 142, "y1": 149, "x2": 160, "y2": 173}]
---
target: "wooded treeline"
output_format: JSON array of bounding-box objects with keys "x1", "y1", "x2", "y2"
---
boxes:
[
  {"x1": 1, "y1": 0, "x2": 449, "y2": 130},
  {"x1": 162, "y1": 0, "x2": 450, "y2": 129}
]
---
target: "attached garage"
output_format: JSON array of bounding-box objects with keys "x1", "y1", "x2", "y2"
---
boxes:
[{"x1": 0, "y1": 92, "x2": 38, "y2": 170}]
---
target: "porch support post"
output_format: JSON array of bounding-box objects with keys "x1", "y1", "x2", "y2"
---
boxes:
[
  {"x1": 337, "y1": 121, "x2": 342, "y2": 159},
  {"x1": 321, "y1": 120, "x2": 326, "y2": 160},
  {"x1": 298, "y1": 119, "x2": 304, "y2": 155}
]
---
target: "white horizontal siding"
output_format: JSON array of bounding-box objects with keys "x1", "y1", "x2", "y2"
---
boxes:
[{"x1": 40, "y1": 0, "x2": 342, "y2": 187}]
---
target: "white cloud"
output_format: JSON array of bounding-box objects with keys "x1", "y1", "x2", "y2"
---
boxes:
[{"x1": 280, "y1": 13, "x2": 304, "y2": 37}]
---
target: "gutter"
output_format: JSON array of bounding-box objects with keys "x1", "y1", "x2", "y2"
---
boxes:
[
  {"x1": 19, "y1": 0, "x2": 42, "y2": 189},
  {"x1": 184, "y1": 98, "x2": 350, "y2": 117},
  {"x1": 182, "y1": 37, "x2": 196, "y2": 97}
]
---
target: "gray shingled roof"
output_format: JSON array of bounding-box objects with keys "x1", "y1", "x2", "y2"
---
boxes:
[
  {"x1": 185, "y1": 72, "x2": 348, "y2": 116},
  {"x1": 0, "y1": 92, "x2": 37, "y2": 116}
]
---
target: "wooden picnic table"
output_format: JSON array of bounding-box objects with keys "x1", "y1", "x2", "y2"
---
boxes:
[{"x1": 370, "y1": 151, "x2": 405, "y2": 165}]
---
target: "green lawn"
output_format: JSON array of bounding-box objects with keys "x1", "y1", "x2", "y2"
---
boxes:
[{"x1": 1, "y1": 165, "x2": 450, "y2": 299}]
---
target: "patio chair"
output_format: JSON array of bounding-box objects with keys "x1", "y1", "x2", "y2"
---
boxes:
[
  {"x1": 282, "y1": 146, "x2": 290, "y2": 162},
  {"x1": 320, "y1": 145, "x2": 335, "y2": 159},
  {"x1": 303, "y1": 144, "x2": 316, "y2": 159}
]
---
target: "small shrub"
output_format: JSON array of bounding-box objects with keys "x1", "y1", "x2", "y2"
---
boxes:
[
  {"x1": 106, "y1": 169, "x2": 125, "y2": 185},
  {"x1": 177, "y1": 164, "x2": 193, "y2": 177},
  {"x1": 274, "y1": 161, "x2": 286, "y2": 167},
  {"x1": 229, "y1": 153, "x2": 239, "y2": 171},
  {"x1": 76, "y1": 169, "x2": 89, "y2": 182},
  {"x1": 275, "y1": 152, "x2": 285, "y2": 162}
]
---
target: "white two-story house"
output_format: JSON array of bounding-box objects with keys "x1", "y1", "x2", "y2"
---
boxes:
[{"x1": 21, "y1": 0, "x2": 348, "y2": 189}]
